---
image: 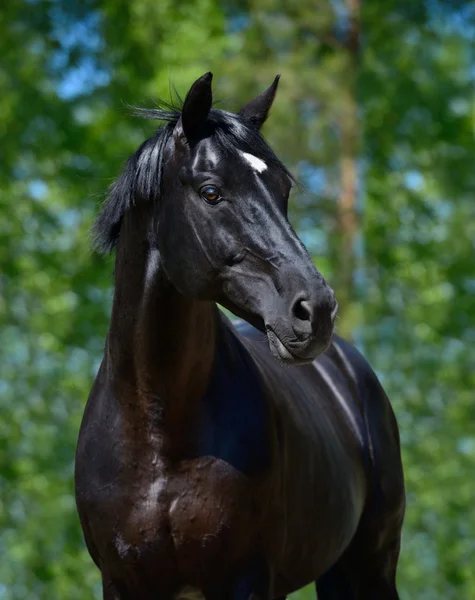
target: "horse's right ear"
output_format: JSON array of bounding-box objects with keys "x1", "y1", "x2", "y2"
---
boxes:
[{"x1": 177, "y1": 72, "x2": 213, "y2": 142}]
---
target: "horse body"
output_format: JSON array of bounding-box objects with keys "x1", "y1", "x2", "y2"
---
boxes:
[
  {"x1": 77, "y1": 314, "x2": 402, "y2": 599},
  {"x1": 75, "y1": 73, "x2": 404, "y2": 599}
]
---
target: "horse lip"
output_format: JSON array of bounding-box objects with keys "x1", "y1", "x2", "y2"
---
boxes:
[
  {"x1": 266, "y1": 328, "x2": 315, "y2": 366},
  {"x1": 267, "y1": 329, "x2": 295, "y2": 363}
]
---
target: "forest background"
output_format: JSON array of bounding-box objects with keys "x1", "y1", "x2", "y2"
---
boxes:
[{"x1": 1, "y1": 1, "x2": 474, "y2": 598}]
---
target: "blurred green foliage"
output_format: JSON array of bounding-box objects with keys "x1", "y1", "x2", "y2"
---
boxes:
[{"x1": 0, "y1": 0, "x2": 474, "y2": 598}]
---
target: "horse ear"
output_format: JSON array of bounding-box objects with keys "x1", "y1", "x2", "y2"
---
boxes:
[
  {"x1": 237, "y1": 75, "x2": 280, "y2": 129},
  {"x1": 180, "y1": 72, "x2": 213, "y2": 141}
]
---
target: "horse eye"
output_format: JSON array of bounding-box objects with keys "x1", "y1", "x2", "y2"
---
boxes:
[{"x1": 200, "y1": 185, "x2": 221, "y2": 203}]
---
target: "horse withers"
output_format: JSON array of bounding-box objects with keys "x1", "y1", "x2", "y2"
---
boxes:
[{"x1": 75, "y1": 73, "x2": 405, "y2": 599}]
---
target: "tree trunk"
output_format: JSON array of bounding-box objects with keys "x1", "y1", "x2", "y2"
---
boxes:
[{"x1": 336, "y1": 0, "x2": 361, "y2": 338}]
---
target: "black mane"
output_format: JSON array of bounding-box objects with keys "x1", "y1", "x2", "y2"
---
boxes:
[{"x1": 92, "y1": 104, "x2": 293, "y2": 254}]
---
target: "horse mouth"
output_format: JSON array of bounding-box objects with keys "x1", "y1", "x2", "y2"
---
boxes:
[{"x1": 266, "y1": 329, "x2": 314, "y2": 366}]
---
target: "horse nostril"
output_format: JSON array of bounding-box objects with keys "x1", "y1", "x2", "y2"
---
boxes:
[
  {"x1": 293, "y1": 298, "x2": 313, "y2": 322},
  {"x1": 224, "y1": 252, "x2": 245, "y2": 268}
]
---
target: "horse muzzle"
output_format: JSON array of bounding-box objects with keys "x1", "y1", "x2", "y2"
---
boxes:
[{"x1": 265, "y1": 287, "x2": 338, "y2": 365}]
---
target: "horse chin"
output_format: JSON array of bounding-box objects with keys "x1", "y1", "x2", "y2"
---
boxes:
[{"x1": 266, "y1": 329, "x2": 317, "y2": 366}]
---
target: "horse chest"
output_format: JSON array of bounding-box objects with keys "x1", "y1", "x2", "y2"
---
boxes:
[{"x1": 95, "y1": 456, "x2": 258, "y2": 586}]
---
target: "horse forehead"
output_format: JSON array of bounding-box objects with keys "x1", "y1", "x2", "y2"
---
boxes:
[{"x1": 190, "y1": 138, "x2": 224, "y2": 172}]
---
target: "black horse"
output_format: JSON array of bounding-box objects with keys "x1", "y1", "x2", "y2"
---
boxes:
[{"x1": 75, "y1": 73, "x2": 405, "y2": 600}]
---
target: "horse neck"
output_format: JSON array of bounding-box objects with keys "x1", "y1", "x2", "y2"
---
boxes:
[{"x1": 106, "y1": 203, "x2": 218, "y2": 426}]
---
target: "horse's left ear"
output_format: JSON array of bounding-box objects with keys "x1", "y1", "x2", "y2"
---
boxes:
[
  {"x1": 237, "y1": 75, "x2": 281, "y2": 130},
  {"x1": 180, "y1": 72, "x2": 213, "y2": 141}
]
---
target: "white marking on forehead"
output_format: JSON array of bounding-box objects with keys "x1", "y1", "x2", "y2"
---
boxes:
[{"x1": 239, "y1": 151, "x2": 267, "y2": 173}]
